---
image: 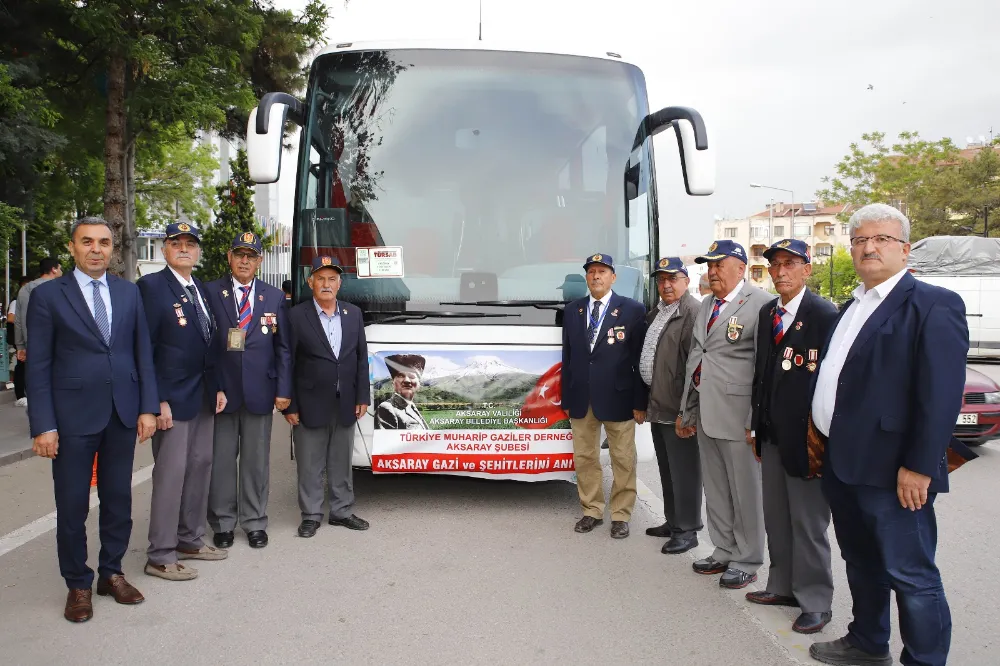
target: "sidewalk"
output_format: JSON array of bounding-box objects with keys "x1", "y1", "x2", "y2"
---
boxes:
[{"x1": 0, "y1": 389, "x2": 33, "y2": 467}]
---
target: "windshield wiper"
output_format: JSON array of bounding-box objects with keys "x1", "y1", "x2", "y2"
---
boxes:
[
  {"x1": 440, "y1": 300, "x2": 565, "y2": 309},
  {"x1": 373, "y1": 311, "x2": 518, "y2": 324}
]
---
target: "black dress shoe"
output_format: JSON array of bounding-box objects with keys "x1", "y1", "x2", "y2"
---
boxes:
[
  {"x1": 809, "y1": 637, "x2": 892, "y2": 665},
  {"x1": 297, "y1": 520, "x2": 320, "y2": 538},
  {"x1": 574, "y1": 516, "x2": 603, "y2": 533},
  {"x1": 610, "y1": 521, "x2": 629, "y2": 539},
  {"x1": 213, "y1": 531, "x2": 235, "y2": 549},
  {"x1": 329, "y1": 514, "x2": 370, "y2": 530},
  {"x1": 793, "y1": 611, "x2": 832, "y2": 634},
  {"x1": 745, "y1": 591, "x2": 798, "y2": 607},
  {"x1": 661, "y1": 534, "x2": 698, "y2": 554},
  {"x1": 692, "y1": 556, "x2": 728, "y2": 575},
  {"x1": 719, "y1": 568, "x2": 758, "y2": 589},
  {"x1": 645, "y1": 521, "x2": 675, "y2": 537},
  {"x1": 247, "y1": 530, "x2": 268, "y2": 548}
]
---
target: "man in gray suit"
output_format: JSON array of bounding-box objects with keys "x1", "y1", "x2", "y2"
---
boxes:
[
  {"x1": 678, "y1": 240, "x2": 772, "y2": 589},
  {"x1": 375, "y1": 354, "x2": 430, "y2": 430}
]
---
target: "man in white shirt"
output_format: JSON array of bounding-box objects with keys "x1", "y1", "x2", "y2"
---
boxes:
[{"x1": 807, "y1": 204, "x2": 970, "y2": 666}]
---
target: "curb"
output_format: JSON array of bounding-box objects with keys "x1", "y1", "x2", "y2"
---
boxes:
[{"x1": 0, "y1": 390, "x2": 33, "y2": 467}]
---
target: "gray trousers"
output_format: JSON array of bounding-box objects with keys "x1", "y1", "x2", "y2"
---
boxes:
[
  {"x1": 294, "y1": 408, "x2": 355, "y2": 521},
  {"x1": 147, "y1": 407, "x2": 215, "y2": 565},
  {"x1": 697, "y1": 412, "x2": 765, "y2": 574},
  {"x1": 650, "y1": 422, "x2": 703, "y2": 537},
  {"x1": 761, "y1": 440, "x2": 834, "y2": 612},
  {"x1": 207, "y1": 408, "x2": 274, "y2": 533}
]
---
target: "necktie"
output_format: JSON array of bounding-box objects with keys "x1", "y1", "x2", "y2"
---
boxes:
[
  {"x1": 587, "y1": 300, "x2": 602, "y2": 345},
  {"x1": 692, "y1": 299, "x2": 724, "y2": 387},
  {"x1": 185, "y1": 285, "x2": 211, "y2": 342},
  {"x1": 773, "y1": 306, "x2": 786, "y2": 345},
  {"x1": 91, "y1": 280, "x2": 110, "y2": 345},
  {"x1": 238, "y1": 285, "x2": 252, "y2": 331}
]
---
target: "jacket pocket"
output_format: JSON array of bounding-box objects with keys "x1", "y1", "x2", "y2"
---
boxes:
[
  {"x1": 880, "y1": 415, "x2": 906, "y2": 433},
  {"x1": 725, "y1": 383, "x2": 752, "y2": 396}
]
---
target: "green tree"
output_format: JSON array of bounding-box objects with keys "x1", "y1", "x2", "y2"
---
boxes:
[
  {"x1": 197, "y1": 148, "x2": 268, "y2": 282},
  {"x1": 134, "y1": 124, "x2": 218, "y2": 230},
  {"x1": 807, "y1": 247, "x2": 859, "y2": 303},
  {"x1": 924, "y1": 145, "x2": 1000, "y2": 237}
]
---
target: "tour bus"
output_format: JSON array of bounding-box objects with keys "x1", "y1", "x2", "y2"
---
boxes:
[{"x1": 246, "y1": 40, "x2": 714, "y2": 481}]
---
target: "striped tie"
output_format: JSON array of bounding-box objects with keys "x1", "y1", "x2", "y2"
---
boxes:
[
  {"x1": 773, "y1": 306, "x2": 786, "y2": 345},
  {"x1": 692, "y1": 298, "x2": 723, "y2": 387},
  {"x1": 238, "y1": 285, "x2": 252, "y2": 331},
  {"x1": 91, "y1": 280, "x2": 110, "y2": 345},
  {"x1": 587, "y1": 300, "x2": 602, "y2": 345}
]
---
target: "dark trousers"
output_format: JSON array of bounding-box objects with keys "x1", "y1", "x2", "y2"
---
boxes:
[
  {"x1": 51, "y1": 412, "x2": 137, "y2": 589},
  {"x1": 650, "y1": 421, "x2": 703, "y2": 537},
  {"x1": 13, "y1": 356, "x2": 25, "y2": 399},
  {"x1": 824, "y1": 472, "x2": 951, "y2": 666}
]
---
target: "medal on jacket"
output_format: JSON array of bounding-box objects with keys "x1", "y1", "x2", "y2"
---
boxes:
[
  {"x1": 227, "y1": 328, "x2": 246, "y2": 351},
  {"x1": 606, "y1": 328, "x2": 615, "y2": 345},
  {"x1": 781, "y1": 347, "x2": 793, "y2": 370},
  {"x1": 174, "y1": 304, "x2": 187, "y2": 327},
  {"x1": 726, "y1": 316, "x2": 743, "y2": 343},
  {"x1": 807, "y1": 348, "x2": 818, "y2": 372}
]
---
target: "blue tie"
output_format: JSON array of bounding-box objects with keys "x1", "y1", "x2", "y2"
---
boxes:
[
  {"x1": 587, "y1": 300, "x2": 602, "y2": 344},
  {"x1": 92, "y1": 280, "x2": 110, "y2": 345}
]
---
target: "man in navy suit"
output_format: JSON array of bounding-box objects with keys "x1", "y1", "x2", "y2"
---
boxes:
[
  {"x1": 205, "y1": 232, "x2": 291, "y2": 550},
  {"x1": 808, "y1": 204, "x2": 970, "y2": 666},
  {"x1": 561, "y1": 253, "x2": 648, "y2": 539},
  {"x1": 284, "y1": 256, "x2": 370, "y2": 538},
  {"x1": 748, "y1": 239, "x2": 839, "y2": 635},
  {"x1": 27, "y1": 216, "x2": 157, "y2": 622},
  {"x1": 138, "y1": 223, "x2": 228, "y2": 582}
]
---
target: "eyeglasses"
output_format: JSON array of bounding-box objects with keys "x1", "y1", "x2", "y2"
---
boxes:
[
  {"x1": 767, "y1": 260, "x2": 805, "y2": 271},
  {"x1": 850, "y1": 234, "x2": 906, "y2": 248},
  {"x1": 232, "y1": 251, "x2": 258, "y2": 260}
]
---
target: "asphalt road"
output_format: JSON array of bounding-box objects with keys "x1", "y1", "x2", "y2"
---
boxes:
[{"x1": 0, "y1": 365, "x2": 997, "y2": 665}]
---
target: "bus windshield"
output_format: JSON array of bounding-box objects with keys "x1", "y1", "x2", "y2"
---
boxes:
[{"x1": 296, "y1": 48, "x2": 657, "y2": 324}]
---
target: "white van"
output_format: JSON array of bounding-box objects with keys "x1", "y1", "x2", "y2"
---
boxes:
[{"x1": 908, "y1": 236, "x2": 1000, "y2": 359}]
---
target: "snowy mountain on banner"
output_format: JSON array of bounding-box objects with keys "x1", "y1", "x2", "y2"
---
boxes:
[{"x1": 426, "y1": 356, "x2": 537, "y2": 402}]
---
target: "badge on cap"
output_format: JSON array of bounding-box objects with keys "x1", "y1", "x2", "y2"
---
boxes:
[
  {"x1": 322, "y1": 256, "x2": 332, "y2": 266},
  {"x1": 592, "y1": 254, "x2": 602, "y2": 262},
  {"x1": 178, "y1": 223, "x2": 191, "y2": 232},
  {"x1": 708, "y1": 242, "x2": 718, "y2": 252},
  {"x1": 777, "y1": 239, "x2": 791, "y2": 248},
  {"x1": 658, "y1": 258, "x2": 669, "y2": 268},
  {"x1": 241, "y1": 232, "x2": 256, "y2": 243}
]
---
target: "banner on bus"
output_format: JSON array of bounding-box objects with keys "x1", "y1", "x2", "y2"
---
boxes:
[{"x1": 369, "y1": 348, "x2": 575, "y2": 481}]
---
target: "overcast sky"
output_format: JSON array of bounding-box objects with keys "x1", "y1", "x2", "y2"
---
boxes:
[{"x1": 272, "y1": 0, "x2": 998, "y2": 254}]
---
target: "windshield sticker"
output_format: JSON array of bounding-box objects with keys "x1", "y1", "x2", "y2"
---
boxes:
[{"x1": 356, "y1": 246, "x2": 404, "y2": 278}]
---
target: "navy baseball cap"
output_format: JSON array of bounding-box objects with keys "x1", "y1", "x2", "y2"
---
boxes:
[
  {"x1": 652, "y1": 256, "x2": 689, "y2": 276},
  {"x1": 583, "y1": 253, "x2": 614, "y2": 271},
  {"x1": 694, "y1": 240, "x2": 746, "y2": 264},
  {"x1": 309, "y1": 255, "x2": 344, "y2": 275},
  {"x1": 165, "y1": 222, "x2": 200, "y2": 242},
  {"x1": 231, "y1": 231, "x2": 263, "y2": 255},
  {"x1": 763, "y1": 238, "x2": 811, "y2": 263}
]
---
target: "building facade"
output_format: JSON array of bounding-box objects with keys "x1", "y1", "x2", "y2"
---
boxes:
[{"x1": 713, "y1": 202, "x2": 852, "y2": 291}]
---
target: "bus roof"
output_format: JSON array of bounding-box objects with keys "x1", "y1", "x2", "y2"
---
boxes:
[{"x1": 314, "y1": 39, "x2": 638, "y2": 67}]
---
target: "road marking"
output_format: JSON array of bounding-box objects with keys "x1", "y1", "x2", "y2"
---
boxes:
[
  {"x1": 0, "y1": 464, "x2": 154, "y2": 559},
  {"x1": 634, "y1": 476, "x2": 821, "y2": 665}
]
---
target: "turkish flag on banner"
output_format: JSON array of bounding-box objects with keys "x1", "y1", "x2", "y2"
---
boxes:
[{"x1": 518, "y1": 363, "x2": 569, "y2": 429}]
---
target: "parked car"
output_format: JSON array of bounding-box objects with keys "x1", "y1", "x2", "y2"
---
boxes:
[{"x1": 956, "y1": 367, "x2": 1000, "y2": 446}]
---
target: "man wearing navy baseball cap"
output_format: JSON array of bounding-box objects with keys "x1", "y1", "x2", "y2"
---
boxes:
[
  {"x1": 747, "y1": 238, "x2": 839, "y2": 634},
  {"x1": 640, "y1": 257, "x2": 704, "y2": 555},
  {"x1": 561, "y1": 252, "x2": 648, "y2": 539},
  {"x1": 677, "y1": 238, "x2": 772, "y2": 589},
  {"x1": 284, "y1": 256, "x2": 370, "y2": 538},
  {"x1": 204, "y1": 232, "x2": 292, "y2": 550}
]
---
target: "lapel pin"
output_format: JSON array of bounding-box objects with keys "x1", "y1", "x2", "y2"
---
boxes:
[
  {"x1": 222, "y1": 289, "x2": 229, "y2": 298},
  {"x1": 259, "y1": 294, "x2": 264, "y2": 301},
  {"x1": 795, "y1": 321, "x2": 803, "y2": 330},
  {"x1": 342, "y1": 309, "x2": 347, "y2": 314},
  {"x1": 611, "y1": 308, "x2": 619, "y2": 317},
  {"x1": 181, "y1": 297, "x2": 188, "y2": 303},
  {"x1": 579, "y1": 308, "x2": 583, "y2": 314}
]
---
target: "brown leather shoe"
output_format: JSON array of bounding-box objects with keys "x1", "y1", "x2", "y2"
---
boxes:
[
  {"x1": 574, "y1": 516, "x2": 604, "y2": 533},
  {"x1": 610, "y1": 521, "x2": 630, "y2": 539},
  {"x1": 64, "y1": 588, "x2": 93, "y2": 623},
  {"x1": 96, "y1": 574, "x2": 145, "y2": 605}
]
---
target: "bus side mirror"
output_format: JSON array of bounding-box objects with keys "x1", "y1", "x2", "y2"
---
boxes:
[
  {"x1": 632, "y1": 106, "x2": 715, "y2": 196},
  {"x1": 247, "y1": 92, "x2": 305, "y2": 184}
]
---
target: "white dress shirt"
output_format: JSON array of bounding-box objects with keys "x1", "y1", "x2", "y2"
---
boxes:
[
  {"x1": 713, "y1": 279, "x2": 745, "y2": 319},
  {"x1": 811, "y1": 268, "x2": 909, "y2": 436},
  {"x1": 586, "y1": 290, "x2": 613, "y2": 352},
  {"x1": 168, "y1": 266, "x2": 209, "y2": 316},
  {"x1": 775, "y1": 285, "x2": 807, "y2": 332},
  {"x1": 232, "y1": 276, "x2": 256, "y2": 321},
  {"x1": 73, "y1": 268, "x2": 112, "y2": 329}
]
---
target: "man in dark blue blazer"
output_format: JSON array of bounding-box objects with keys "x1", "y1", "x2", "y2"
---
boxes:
[
  {"x1": 138, "y1": 223, "x2": 228, "y2": 582},
  {"x1": 561, "y1": 253, "x2": 648, "y2": 539},
  {"x1": 205, "y1": 232, "x2": 291, "y2": 550},
  {"x1": 27, "y1": 216, "x2": 158, "y2": 622},
  {"x1": 284, "y1": 256, "x2": 370, "y2": 538},
  {"x1": 808, "y1": 204, "x2": 972, "y2": 666}
]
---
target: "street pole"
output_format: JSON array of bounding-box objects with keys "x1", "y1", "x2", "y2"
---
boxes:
[
  {"x1": 20, "y1": 225, "x2": 26, "y2": 277},
  {"x1": 829, "y1": 252, "x2": 834, "y2": 300}
]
